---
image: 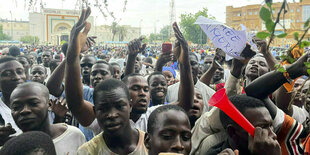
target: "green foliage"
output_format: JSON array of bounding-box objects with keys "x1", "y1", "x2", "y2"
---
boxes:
[
  {"x1": 20, "y1": 35, "x2": 39, "y2": 44},
  {"x1": 180, "y1": 8, "x2": 214, "y2": 44},
  {"x1": 304, "y1": 18, "x2": 310, "y2": 28},
  {"x1": 274, "y1": 64, "x2": 286, "y2": 72},
  {"x1": 148, "y1": 26, "x2": 171, "y2": 43},
  {"x1": 0, "y1": 25, "x2": 11, "y2": 40},
  {"x1": 304, "y1": 62, "x2": 310, "y2": 68},
  {"x1": 307, "y1": 69, "x2": 310, "y2": 75},
  {"x1": 260, "y1": 7, "x2": 271, "y2": 21},
  {"x1": 293, "y1": 32, "x2": 299, "y2": 41},
  {"x1": 265, "y1": 19, "x2": 275, "y2": 32},
  {"x1": 256, "y1": 32, "x2": 270, "y2": 39},
  {"x1": 301, "y1": 41, "x2": 310, "y2": 48},
  {"x1": 111, "y1": 22, "x2": 118, "y2": 41},
  {"x1": 276, "y1": 33, "x2": 287, "y2": 38},
  {"x1": 118, "y1": 26, "x2": 127, "y2": 41},
  {"x1": 287, "y1": 56, "x2": 295, "y2": 64}
]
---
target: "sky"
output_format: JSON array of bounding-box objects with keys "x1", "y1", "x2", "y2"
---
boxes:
[{"x1": 0, "y1": 0, "x2": 296, "y2": 35}]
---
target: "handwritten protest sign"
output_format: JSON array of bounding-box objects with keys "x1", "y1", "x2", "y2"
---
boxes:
[
  {"x1": 195, "y1": 16, "x2": 247, "y2": 59},
  {"x1": 241, "y1": 24, "x2": 259, "y2": 52}
]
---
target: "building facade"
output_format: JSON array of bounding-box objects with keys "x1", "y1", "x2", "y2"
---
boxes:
[
  {"x1": 0, "y1": 8, "x2": 140, "y2": 45},
  {"x1": 226, "y1": 0, "x2": 310, "y2": 47},
  {"x1": 0, "y1": 19, "x2": 29, "y2": 41}
]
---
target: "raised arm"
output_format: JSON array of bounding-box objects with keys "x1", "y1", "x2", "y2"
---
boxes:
[
  {"x1": 256, "y1": 39, "x2": 278, "y2": 71},
  {"x1": 173, "y1": 22, "x2": 194, "y2": 112},
  {"x1": 199, "y1": 51, "x2": 223, "y2": 86},
  {"x1": 65, "y1": 7, "x2": 95, "y2": 126},
  {"x1": 155, "y1": 52, "x2": 173, "y2": 72},
  {"x1": 245, "y1": 52, "x2": 310, "y2": 117},
  {"x1": 124, "y1": 37, "x2": 146, "y2": 76},
  {"x1": 46, "y1": 59, "x2": 66, "y2": 97}
]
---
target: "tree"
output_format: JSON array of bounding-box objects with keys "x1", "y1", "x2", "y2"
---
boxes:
[
  {"x1": 159, "y1": 25, "x2": 170, "y2": 41},
  {"x1": 179, "y1": 8, "x2": 214, "y2": 44},
  {"x1": 20, "y1": 35, "x2": 39, "y2": 44},
  {"x1": 0, "y1": 25, "x2": 11, "y2": 40},
  {"x1": 118, "y1": 26, "x2": 127, "y2": 41},
  {"x1": 111, "y1": 22, "x2": 118, "y2": 41}
]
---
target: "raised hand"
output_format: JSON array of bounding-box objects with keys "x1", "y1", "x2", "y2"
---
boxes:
[
  {"x1": 172, "y1": 22, "x2": 188, "y2": 64},
  {"x1": 81, "y1": 36, "x2": 97, "y2": 52},
  {"x1": 68, "y1": 7, "x2": 91, "y2": 56},
  {"x1": 49, "y1": 97, "x2": 68, "y2": 118},
  {"x1": 128, "y1": 36, "x2": 147, "y2": 56},
  {"x1": 248, "y1": 127, "x2": 281, "y2": 155},
  {"x1": 0, "y1": 123, "x2": 16, "y2": 146}
]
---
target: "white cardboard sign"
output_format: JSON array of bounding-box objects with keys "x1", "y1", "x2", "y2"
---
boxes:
[{"x1": 195, "y1": 16, "x2": 247, "y2": 59}]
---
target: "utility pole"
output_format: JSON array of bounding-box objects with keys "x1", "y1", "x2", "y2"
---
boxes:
[
  {"x1": 10, "y1": 11, "x2": 13, "y2": 40},
  {"x1": 169, "y1": 0, "x2": 176, "y2": 38}
]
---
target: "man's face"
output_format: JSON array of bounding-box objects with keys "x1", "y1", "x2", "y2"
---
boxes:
[
  {"x1": 228, "y1": 107, "x2": 275, "y2": 153},
  {"x1": 188, "y1": 89, "x2": 204, "y2": 120},
  {"x1": 149, "y1": 74, "x2": 167, "y2": 101},
  {"x1": 28, "y1": 55, "x2": 37, "y2": 66},
  {"x1": 204, "y1": 56, "x2": 213, "y2": 68},
  {"x1": 163, "y1": 71, "x2": 174, "y2": 86},
  {"x1": 42, "y1": 52, "x2": 51, "y2": 66},
  {"x1": 0, "y1": 61, "x2": 26, "y2": 94},
  {"x1": 189, "y1": 55, "x2": 199, "y2": 80},
  {"x1": 245, "y1": 56, "x2": 268, "y2": 80},
  {"x1": 112, "y1": 65, "x2": 121, "y2": 80},
  {"x1": 94, "y1": 88, "x2": 131, "y2": 135},
  {"x1": 134, "y1": 57, "x2": 142, "y2": 73},
  {"x1": 146, "y1": 110, "x2": 192, "y2": 155},
  {"x1": 10, "y1": 86, "x2": 48, "y2": 132},
  {"x1": 30, "y1": 66, "x2": 47, "y2": 84},
  {"x1": 17, "y1": 57, "x2": 30, "y2": 73},
  {"x1": 293, "y1": 78, "x2": 306, "y2": 107},
  {"x1": 80, "y1": 56, "x2": 96, "y2": 80},
  {"x1": 127, "y1": 76, "x2": 150, "y2": 114},
  {"x1": 213, "y1": 67, "x2": 224, "y2": 82},
  {"x1": 90, "y1": 63, "x2": 112, "y2": 87}
]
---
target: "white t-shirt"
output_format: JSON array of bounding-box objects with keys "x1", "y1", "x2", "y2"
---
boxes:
[
  {"x1": 53, "y1": 123, "x2": 86, "y2": 155},
  {"x1": 166, "y1": 80, "x2": 215, "y2": 112},
  {"x1": 292, "y1": 105, "x2": 309, "y2": 123},
  {"x1": 0, "y1": 98, "x2": 22, "y2": 136},
  {"x1": 86, "y1": 105, "x2": 162, "y2": 136}
]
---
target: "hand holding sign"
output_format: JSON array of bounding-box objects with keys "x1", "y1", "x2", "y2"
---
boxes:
[{"x1": 195, "y1": 16, "x2": 249, "y2": 60}]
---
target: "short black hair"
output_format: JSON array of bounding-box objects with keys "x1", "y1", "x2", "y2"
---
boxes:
[
  {"x1": 189, "y1": 52, "x2": 198, "y2": 61},
  {"x1": 0, "y1": 56, "x2": 16, "y2": 65},
  {"x1": 31, "y1": 64, "x2": 47, "y2": 74},
  {"x1": 220, "y1": 95, "x2": 266, "y2": 129},
  {"x1": 49, "y1": 59, "x2": 61, "y2": 70},
  {"x1": 147, "y1": 71, "x2": 166, "y2": 84},
  {"x1": 122, "y1": 73, "x2": 143, "y2": 84},
  {"x1": 93, "y1": 78, "x2": 130, "y2": 105},
  {"x1": 0, "y1": 131, "x2": 56, "y2": 155},
  {"x1": 110, "y1": 62, "x2": 120, "y2": 68},
  {"x1": 9, "y1": 46, "x2": 20, "y2": 57},
  {"x1": 17, "y1": 55, "x2": 31, "y2": 64},
  {"x1": 61, "y1": 43, "x2": 68, "y2": 56},
  {"x1": 147, "y1": 104, "x2": 187, "y2": 134},
  {"x1": 94, "y1": 60, "x2": 114, "y2": 75}
]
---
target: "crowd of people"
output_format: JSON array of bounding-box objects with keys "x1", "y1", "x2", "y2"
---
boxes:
[{"x1": 2, "y1": 6, "x2": 310, "y2": 155}]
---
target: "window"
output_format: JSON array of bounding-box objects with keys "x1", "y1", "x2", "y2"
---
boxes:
[
  {"x1": 255, "y1": 11, "x2": 258, "y2": 15},
  {"x1": 291, "y1": 9, "x2": 294, "y2": 13},
  {"x1": 249, "y1": 12, "x2": 252, "y2": 15},
  {"x1": 297, "y1": 19, "x2": 300, "y2": 22},
  {"x1": 297, "y1": 8, "x2": 300, "y2": 12},
  {"x1": 303, "y1": 5, "x2": 310, "y2": 21},
  {"x1": 237, "y1": 13, "x2": 241, "y2": 16},
  {"x1": 243, "y1": 12, "x2": 246, "y2": 16}
]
